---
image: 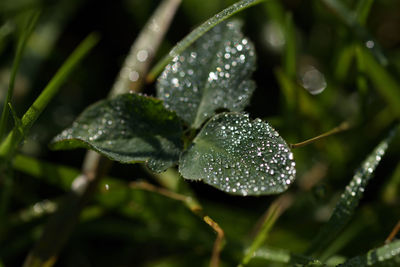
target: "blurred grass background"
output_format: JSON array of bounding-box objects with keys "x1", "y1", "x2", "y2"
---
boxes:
[{"x1": 0, "y1": 0, "x2": 399, "y2": 266}]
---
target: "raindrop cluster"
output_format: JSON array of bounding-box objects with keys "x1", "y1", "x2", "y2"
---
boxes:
[
  {"x1": 179, "y1": 112, "x2": 296, "y2": 196},
  {"x1": 157, "y1": 20, "x2": 256, "y2": 128}
]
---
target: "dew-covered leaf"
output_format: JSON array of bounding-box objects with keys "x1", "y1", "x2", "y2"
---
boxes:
[
  {"x1": 50, "y1": 94, "x2": 183, "y2": 172},
  {"x1": 338, "y1": 240, "x2": 400, "y2": 267},
  {"x1": 157, "y1": 20, "x2": 256, "y2": 129},
  {"x1": 179, "y1": 112, "x2": 295, "y2": 196},
  {"x1": 307, "y1": 128, "x2": 397, "y2": 255}
]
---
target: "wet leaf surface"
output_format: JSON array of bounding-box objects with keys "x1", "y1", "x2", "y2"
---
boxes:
[
  {"x1": 157, "y1": 20, "x2": 256, "y2": 128},
  {"x1": 51, "y1": 94, "x2": 183, "y2": 172},
  {"x1": 179, "y1": 112, "x2": 295, "y2": 196}
]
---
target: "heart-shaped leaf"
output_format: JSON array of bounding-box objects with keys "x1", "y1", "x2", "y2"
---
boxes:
[
  {"x1": 51, "y1": 94, "x2": 183, "y2": 172},
  {"x1": 157, "y1": 20, "x2": 256, "y2": 129},
  {"x1": 179, "y1": 112, "x2": 296, "y2": 196}
]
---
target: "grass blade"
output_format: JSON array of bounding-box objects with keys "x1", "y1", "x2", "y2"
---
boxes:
[
  {"x1": 283, "y1": 12, "x2": 296, "y2": 79},
  {"x1": 240, "y1": 194, "x2": 293, "y2": 265},
  {"x1": 0, "y1": 33, "x2": 99, "y2": 159},
  {"x1": 0, "y1": 11, "x2": 40, "y2": 141},
  {"x1": 339, "y1": 240, "x2": 400, "y2": 266},
  {"x1": 307, "y1": 126, "x2": 398, "y2": 256},
  {"x1": 147, "y1": 0, "x2": 267, "y2": 82}
]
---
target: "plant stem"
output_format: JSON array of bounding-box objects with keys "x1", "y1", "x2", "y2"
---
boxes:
[
  {"x1": 385, "y1": 219, "x2": 400, "y2": 244},
  {"x1": 0, "y1": 33, "x2": 99, "y2": 159},
  {"x1": 110, "y1": 0, "x2": 181, "y2": 96},
  {"x1": 0, "y1": 11, "x2": 40, "y2": 141},
  {"x1": 289, "y1": 121, "x2": 350, "y2": 149}
]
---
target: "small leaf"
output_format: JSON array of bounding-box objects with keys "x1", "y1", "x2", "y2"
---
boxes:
[
  {"x1": 148, "y1": 0, "x2": 266, "y2": 80},
  {"x1": 338, "y1": 240, "x2": 400, "y2": 267},
  {"x1": 157, "y1": 20, "x2": 256, "y2": 129},
  {"x1": 51, "y1": 94, "x2": 183, "y2": 172},
  {"x1": 179, "y1": 112, "x2": 296, "y2": 196},
  {"x1": 307, "y1": 127, "x2": 397, "y2": 255}
]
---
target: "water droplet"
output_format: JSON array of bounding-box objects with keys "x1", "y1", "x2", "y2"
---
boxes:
[
  {"x1": 365, "y1": 40, "x2": 375, "y2": 49},
  {"x1": 129, "y1": 71, "x2": 139, "y2": 82},
  {"x1": 300, "y1": 65, "x2": 327, "y2": 95},
  {"x1": 137, "y1": 49, "x2": 148, "y2": 62}
]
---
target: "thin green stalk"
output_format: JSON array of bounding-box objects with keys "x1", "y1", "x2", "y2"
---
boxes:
[
  {"x1": 0, "y1": 11, "x2": 40, "y2": 141},
  {"x1": 240, "y1": 194, "x2": 293, "y2": 266},
  {"x1": 283, "y1": 13, "x2": 296, "y2": 79},
  {"x1": 0, "y1": 33, "x2": 99, "y2": 159},
  {"x1": 147, "y1": 0, "x2": 267, "y2": 82}
]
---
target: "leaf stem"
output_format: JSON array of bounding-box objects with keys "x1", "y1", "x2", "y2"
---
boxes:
[
  {"x1": 289, "y1": 121, "x2": 350, "y2": 149},
  {"x1": 385, "y1": 219, "x2": 400, "y2": 244}
]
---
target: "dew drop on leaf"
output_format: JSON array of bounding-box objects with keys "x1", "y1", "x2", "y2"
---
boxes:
[
  {"x1": 157, "y1": 20, "x2": 256, "y2": 128},
  {"x1": 179, "y1": 112, "x2": 296, "y2": 196}
]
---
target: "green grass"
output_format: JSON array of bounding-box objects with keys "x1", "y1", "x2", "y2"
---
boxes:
[{"x1": 0, "y1": 0, "x2": 399, "y2": 266}]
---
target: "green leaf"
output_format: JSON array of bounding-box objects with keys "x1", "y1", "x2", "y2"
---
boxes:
[
  {"x1": 307, "y1": 127, "x2": 397, "y2": 255},
  {"x1": 338, "y1": 240, "x2": 400, "y2": 267},
  {"x1": 51, "y1": 94, "x2": 183, "y2": 172},
  {"x1": 157, "y1": 20, "x2": 256, "y2": 129},
  {"x1": 179, "y1": 112, "x2": 296, "y2": 196},
  {"x1": 148, "y1": 0, "x2": 266, "y2": 80}
]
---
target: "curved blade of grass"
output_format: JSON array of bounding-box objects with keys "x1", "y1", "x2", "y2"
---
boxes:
[
  {"x1": 0, "y1": 10, "x2": 40, "y2": 141},
  {"x1": 307, "y1": 126, "x2": 398, "y2": 256},
  {"x1": 0, "y1": 33, "x2": 99, "y2": 159},
  {"x1": 338, "y1": 240, "x2": 400, "y2": 266},
  {"x1": 147, "y1": 0, "x2": 267, "y2": 82},
  {"x1": 321, "y1": 0, "x2": 387, "y2": 66}
]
